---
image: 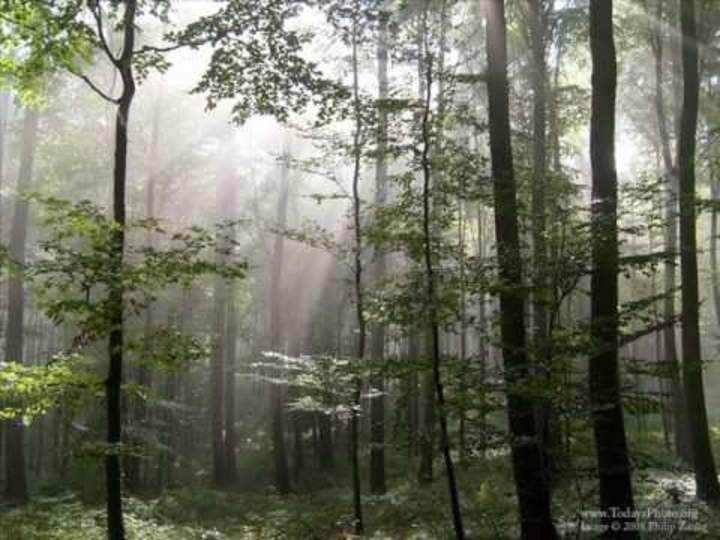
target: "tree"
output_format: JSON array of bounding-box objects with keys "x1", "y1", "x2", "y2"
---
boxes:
[
  {"x1": 588, "y1": 0, "x2": 638, "y2": 536},
  {"x1": 3, "y1": 108, "x2": 39, "y2": 506},
  {"x1": 677, "y1": 0, "x2": 720, "y2": 504},
  {"x1": 369, "y1": 5, "x2": 389, "y2": 497},
  {"x1": 418, "y1": 6, "x2": 464, "y2": 536},
  {"x1": 647, "y1": 0, "x2": 691, "y2": 463},
  {"x1": 269, "y1": 154, "x2": 292, "y2": 495},
  {"x1": 349, "y1": 2, "x2": 366, "y2": 531},
  {"x1": 485, "y1": 1, "x2": 558, "y2": 537}
]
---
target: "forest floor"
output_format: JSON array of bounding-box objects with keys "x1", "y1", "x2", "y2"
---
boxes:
[{"x1": 2, "y1": 430, "x2": 720, "y2": 539}]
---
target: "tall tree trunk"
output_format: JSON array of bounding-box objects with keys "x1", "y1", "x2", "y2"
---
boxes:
[
  {"x1": 648, "y1": 0, "x2": 691, "y2": 463},
  {"x1": 588, "y1": 1, "x2": 638, "y2": 536},
  {"x1": 0, "y1": 91, "x2": 8, "y2": 241},
  {"x1": 211, "y1": 172, "x2": 228, "y2": 485},
  {"x1": 711, "y1": 180, "x2": 720, "y2": 327},
  {"x1": 349, "y1": 8, "x2": 365, "y2": 532},
  {"x1": 270, "y1": 153, "x2": 291, "y2": 495},
  {"x1": 106, "y1": 3, "x2": 137, "y2": 538},
  {"x1": 476, "y1": 209, "x2": 488, "y2": 459},
  {"x1": 127, "y1": 83, "x2": 163, "y2": 495},
  {"x1": 457, "y1": 196, "x2": 468, "y2": 465},
  {"x1": 528, "y1": 0, "x2": 557, "y2": 486},
  {"x1": 485, "y1": 2, "x2": 558, "y2": 538},
  {"x1": 416, "y1": 1, "x2": 435, "y2": 485},
  {"x1": 224, "y1": 251, "x2": 239, "y2": 483},
  {"x1": 369, "y1": 6, "x2": 389, "y2": 496},
  {"x1": 677, "y1": 0, "x2": 720, "y2": 504},
  {"x1": 418, "y1": 15, "x2": 464, "y2": 538},
  {"x1": 3, "y1": 108, "x2": 39, "y2": 506}
]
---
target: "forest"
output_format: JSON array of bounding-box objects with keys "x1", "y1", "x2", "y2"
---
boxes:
[{"x1": 0, "y1": 0, "x2": 719, "y2": 538}]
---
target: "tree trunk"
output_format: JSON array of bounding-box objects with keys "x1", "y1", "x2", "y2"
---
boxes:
[
  {"x1": 106, "y1": 3, "x2": 137, "y2": 538},
  {"x1": 417, "y1": 6, "x2": 465, "y2": 537},
  {"x1": 0, "y1": 91, "x2": 8, "y2": 240},
  {"x1": 270, "y1": 153, "x2": 291, "y2": 495},
  {"x1": 3, "y1": 108, "x2": 39, "y2": 506},
  {"x1": 349, "y1": 9, "x2": 365, "y2": 532},
  {"x1": 528, "y1": 0, "x2": 558, "y2": 487},
  {"x1": 588, "y1": 1, "x2": 638, "y2": 536},
  {"x1": 210, "y1": 166, "x2": 230, "y2": 486},
  {"x1": 711, "y1": 180, "x2": 720, "y2": 327},
  {"x1": 369, "y1": 7, "x2": 389, "y2": 496},
  {"x1": 677, "y1": 0, "x2": 720, "y2": 504},
  {"x1": 648, "y1": 0, "x2": 692, "y2": 463},
  {"x1": 224, "y1": 264, "x2": 239, "y2": 483},
  {"x1": 485, "y1": 1, "x2": 558, "y2": 538}
]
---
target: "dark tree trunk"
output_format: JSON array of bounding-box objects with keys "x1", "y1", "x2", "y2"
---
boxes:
[
  {"x1": 369, "y1": 7, "x2": 389, "y2": 496},
  {"x1": 105, "y1": 3, "x2": 137, "y2": 538},
  {"x1": 677, "y1": 0, "x2": 720, "y2": 504},
  {"x1": 418, "y1": 7, "x2": 464, "y2": 537},
  {"x1": 318, "y1": 412, "x2": 334, "y2": 469},
  {"x1": 485, "y1": 2, "x2": 558, "y2": 538},
  {"x1": 3, "y1": 108, "x2": 39, "y2": 506},
  {"x1": 588, "y1": 1, "x2": 638, "y2": 536},
  {"x1": 417, "y1": 360, "x2": 435, "y2": 484},
  {"x1": 349, "y1": 8, "x2": 365, "y2": 532},
  {"x1": 415, "y1": 2, "x2": 435, "y2": 487}
]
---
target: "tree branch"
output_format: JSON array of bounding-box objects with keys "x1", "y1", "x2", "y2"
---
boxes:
[
  {"x1": 89, "y1": 2, "x2": 119, "y2": 66},
  {"x1": 69, "y1": 68, "x2": 120, "y2": 103}
]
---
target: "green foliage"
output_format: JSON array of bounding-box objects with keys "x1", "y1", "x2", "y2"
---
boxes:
[
  {"x1": 0, "y1": 495, "x2": 225, "y2": 539},
  {"x1": 24, "y1": 195, "x2": 245, "y2": 340},
  {"x1": 0, "y1": 0, "x2": 93, "y2": 103},
  {"x1": 177, "y1": 0, "x2": 349, "y2": 124},
  {"x1": 0, "y1": 353, "x2": 99, "y2": 421}
]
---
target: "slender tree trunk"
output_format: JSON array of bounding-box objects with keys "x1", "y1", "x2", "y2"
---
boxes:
[
  {"x1": 476, "y1": 209, "x2": 488, "y2": 459},
  {"x1": 349, "y1": 9, "x2": 365, "y2": 532},
  {"x1": 588, "y1": 2, "x2": 638, "y2": 536},
  {"x1": 0, "y1": 91, "x2": 8, "y2": 240},
  {"x1": 106, "y1": 2, "x2": 136, "y2": 537},
  {"x1": 711, "y1": 180, "x2": 720, "y2": 327},
  {"x1": 3, "y1": 108, "x2": 39, "y2": 506},
  {"x1": 270, "y1": 153, "x2": 291, "y2": 495},
  {"x1": 369, "y1": 7, "x2": 389, "y2": 496},
  {"x1": 318, "y1": 412, "x2": 334, "y2": 469},
  {"x1": 407, "y1": 336, "x2": 420, "y2": 457},
  {"x1": 415, "y1": 2, "x2": 435, "y2": 485},
  {"x1": 648, "y1": 0, "x2": 692, "y2": 463},
  {"x1": 678, "y1": 0, "x2": 720, "y2": 504},
  {"x1": 485, "y1": 2, "x2": 558, "y2": 538},
  {"x1": 0, "y1": 94, "x2": 6, "y2": 477},
  {"x1": 211, "y1": 183, "x2": 228, "y2": 486},
  {"x1": 418, "y1": 22, "x2": 465, "y2": 538},
  {"x1": 224, "y1": 258, "x2": 239, "y2": 483},
  {"x1": 528, "y1": 0, "x2": 558, "y2": 487},
  {"x1": 457, "y1": 196, "x2": 468, "y2": 465}
]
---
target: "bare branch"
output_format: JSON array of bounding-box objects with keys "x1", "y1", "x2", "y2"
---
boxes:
[
  {"x1": 89, "y1": 2, "x2": 119, "y2": 66},
  {"x1": 136, "y1": 31, "x2": 227, "y2": 56},
  {"x1": 68, "y1": 68, "x2": 120, "y2": 103}
]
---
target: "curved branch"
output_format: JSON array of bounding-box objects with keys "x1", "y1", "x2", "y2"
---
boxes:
[
  {"x1": 89, "y1": 2, "x2": 119, "y2": 66},
  {"x1": 69, "y1": 68, "x2": 120, "y2": 103}
]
